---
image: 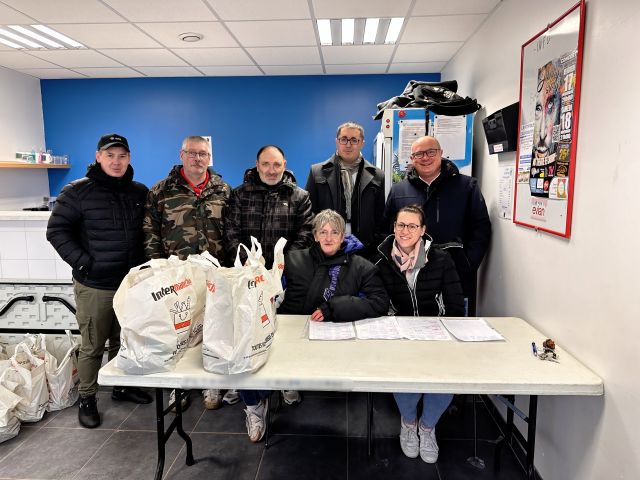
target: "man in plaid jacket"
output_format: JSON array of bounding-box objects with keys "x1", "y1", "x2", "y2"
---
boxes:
[{"x1": 224, "y1": 144, "x2": 314, "y2": 268}]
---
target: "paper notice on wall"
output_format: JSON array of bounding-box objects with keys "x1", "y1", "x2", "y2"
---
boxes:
[
  {"x1": 399, "y1": 120, "x2": 426, "y2": 170},
  {"x1": 498, "y1": 164, "x2": 515, "y2": 220},
  {"x1": 433, "y1": 115, "x2": 466, "y2": 160}
]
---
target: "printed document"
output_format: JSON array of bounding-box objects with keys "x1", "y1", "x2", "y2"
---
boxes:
[
  {"x1": 396, "y1": 316, "x2": 453, "y2": 341},
  {"x1": 309, "y1": 320, "x2": 356, "y2": 340},
  {"x1": 354, "y1": 316, "x2": 402, "y2": 339},
  {"x1": 441, "y1": 318, "x2": 505, "y2": 342}
]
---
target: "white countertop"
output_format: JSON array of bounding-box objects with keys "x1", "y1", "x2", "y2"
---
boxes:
[
  {"x1": 0, "y1": 211, "x2": 51, "y2": 221},
  {"x1": 99, "y1": 316, "x2": 604, "y2": 396}
]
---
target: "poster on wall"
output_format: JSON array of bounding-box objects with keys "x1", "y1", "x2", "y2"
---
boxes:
[{"x1": 513, "y1": 0, "x2": 586, "y2": 237}]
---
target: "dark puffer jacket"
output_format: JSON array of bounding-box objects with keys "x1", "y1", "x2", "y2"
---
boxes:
[
  {"x1": 374, "y1": 235, "x2": 464, "y2": 317},
  {"x1": 305, "y1": 154, "x2": 385, "y2": 258},
  {"x1": 224, "y1": 168, "x2": 314, "y2": 268},
  {"x1": 278, "y1": 235, "x2": 389, "y2": 322},
  {"x1": 46, "y1": 163, "x2": 148, "y2": 290}
]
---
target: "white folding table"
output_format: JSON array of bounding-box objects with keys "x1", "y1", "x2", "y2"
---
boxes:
[{"x1": 98, "y1": 315, "x2": 603, "y2": 479}]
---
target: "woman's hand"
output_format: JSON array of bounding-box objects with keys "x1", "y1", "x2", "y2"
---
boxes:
[{"x1": 310, "y1": 308, "x2": 324, "y2": 322}]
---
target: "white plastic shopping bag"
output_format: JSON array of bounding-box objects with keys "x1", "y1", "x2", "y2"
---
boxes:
[
  {"x1": 184, "y1": 252, "x2": 221, "y2": 348},
  {"x1": 114, "y1": 258, "x2": 199, "y2": 374},
  {"x1": 0, "y1": 382, "x2": 21, "y2": 444},
  {"x1": 0, "y1": 343, "x2": 48, "y2": 422},
  {"x1": 43, "y1": 332, "x2": 79, "y2": 411},
  {"x1": 202, "y1": 237, "x2": 286, "y2": 374}
]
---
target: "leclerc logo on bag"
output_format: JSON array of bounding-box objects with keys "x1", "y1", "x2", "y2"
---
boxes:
[{"x1": 151, "y1": 278, "x2": 193, "y2": 301}]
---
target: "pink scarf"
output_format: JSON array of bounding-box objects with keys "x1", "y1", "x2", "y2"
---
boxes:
[{"x1": 391, "y1": 239, "x2": 422, "y2": 282}]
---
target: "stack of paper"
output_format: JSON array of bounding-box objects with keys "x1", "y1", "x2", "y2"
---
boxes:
[{"x1": 440, "y1": 318, "x2": 504, "y2": 341}]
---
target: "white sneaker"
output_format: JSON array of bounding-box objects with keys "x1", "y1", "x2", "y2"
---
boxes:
[
  {"x1": 222, "y1": 389, "x2": 240, "y2": 405},
  {"x1": 418, "y1": 425, "x2": 439, "y2": 463},
  {"x1": 244, "y1": 399, "x2": 268, "y2": 443},
  {"x1": 203, "y1": 389, "x2": 223, "y2": 410},
  {"x1": 399, "y1": 419, "x2": 419, "y2": 458},
  {"x1": 282, "y1": 390, "x2": 302, "y2": 405}
]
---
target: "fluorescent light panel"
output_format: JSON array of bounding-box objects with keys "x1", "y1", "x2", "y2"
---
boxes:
[
  {"x1": 0, "y1": 36, "x2": 24, "y2": 49},
  {"x1": 317, "y1": 19, "x2": 332, "y2": 45},
  {"x1": 0, "y1": 27, "x2": 43, "y2": 48},
  {"x1": 385, "y1": 17, "x2": 404, "y2": 44},
  {"x1": 9, "y1": 25, "x2": 63, "y2": 48},
  {"x1": 32, "y1": 25, "x2": 85, "y2": 48},
  {"x1": 341, "y1": 18, "x2": 354, "y2": 45},
  {"x1": 363, "y1": 18, "x2": 379, "y2": 44}
]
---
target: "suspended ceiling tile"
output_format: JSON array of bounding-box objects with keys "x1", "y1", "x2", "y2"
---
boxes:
[
  {"x1": 1, "y1": 0, "x2": 125, "y2": 23},
  {"x1": 137, "y1": 22, "x2": 237, "y2": 48},
  {"x1": 325, "y1": 64, "x2": 388, "y2": 75},
  {"x1": 172, "y1": 47, "x2": 252, "y2": 66},
  {"x1": 412, "y1": 0, "x2": 500, "y2": 16},
  {"x1": 199, "y1": 65, "x2": 262, "y2": 76},
  {"x1": 102, "y1": 0, "x2": 216, "y2": 22},
  {"x1": 388, "y1": 61, "x2": 446, "y2": 73},
  {"x1": 0, "y1": 3, "x2": 36, "y2": 23},
  {"x1": 322, "y1": 45, "x2": 395, "y2": 65},
  {"x1": 226, "y1": 20, "x2": 316, "y2": 47},
  {"x1": 401, "y1": 14, "x2": 486, "y2": 43},
  {"x1": 136, "y1": 66, "x2": 203, "y2": 76},
  {"x1": 393, "y1": 42, "x2": 462, "y2": 63},
  {"x1": 247, "y1": 46, "x2": 319, "y2": 66},
  {"x1": 28, "y1": 49, "x2": 122, "y2": 68},
  {"x1": 261, "y1": 65, "x2": 323, "y2": 76},
  {"x1": 73, "y1": 67, "x2": 143, "y2": 77},
  {"x1": 205, "y1": 0, "x2": 310, "y2": 20},
  {"x1": 18, "y1": 68, "x2": 86, "y2": 79},
  {"x1": 312, "y1": 0, "x2": 413, "y2": 18},
  {"x1": 0, "y1": 51, "x2": 59, "y2": 69},
  {"x1": 98, "y1": 49, "x2": 187, "y2": 67},
  {"x1": 50, "y1": 23, "x2": 161, "y2": 49}
]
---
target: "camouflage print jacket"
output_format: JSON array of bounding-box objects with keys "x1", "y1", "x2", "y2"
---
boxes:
[{"x1": 144, "y1": 165, "x2": 231, "y2": 260}]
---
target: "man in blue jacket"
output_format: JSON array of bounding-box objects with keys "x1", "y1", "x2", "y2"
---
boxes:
[
  {"x1": 384, "y1": 135, "x2": 491, "y2": 315},
  {"x1": 47, "y1": 133, "x2": 151, "y2": 428}
]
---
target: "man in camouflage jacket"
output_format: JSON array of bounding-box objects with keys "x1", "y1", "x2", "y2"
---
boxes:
[
  {"x1": 224, "y1": 144, "x2": 314, "y2": 268},
  {"x1": 144, "y1": 136, "x2": 231, "y2": 260}
]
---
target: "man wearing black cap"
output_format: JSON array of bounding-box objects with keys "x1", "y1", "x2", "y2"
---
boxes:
[{"x1": 47, "y1": 133, "x2": 152, "y2": 428}]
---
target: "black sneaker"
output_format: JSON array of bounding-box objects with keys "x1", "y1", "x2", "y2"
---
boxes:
[
  {"x1": 78, "y1": 395, "x2": 101, "y2": 429},
  {"x1": 111, "y1": 386, "x2": 153, "y2": 404}
]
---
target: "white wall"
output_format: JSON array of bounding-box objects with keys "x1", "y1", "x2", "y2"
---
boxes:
[
  {"x1": 443, "y1": 0, "x2": 640, "y2": 478},
  {"x1": 0, "y1": 66, "x2": 49, "y2": 210}
]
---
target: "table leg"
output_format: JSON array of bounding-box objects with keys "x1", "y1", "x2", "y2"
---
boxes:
[
  {"x1": 174, "y1": 389, "x2": 195, "y2": 466},
  {"x1": 155, "y1": 388, "x2": 166, "y2": 480},
  {"x1": 526, "y1": 395, "x2": 538, "y2": 480},
  {"x1": 493, "y1": 394, "x2": 515, "y2": 473},
  {"x1": 366, "y1": 392, "x2": 373, "y2": 456}
]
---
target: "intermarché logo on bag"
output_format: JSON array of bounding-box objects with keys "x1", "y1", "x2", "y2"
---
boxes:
[
  {"x1": 151, "y1": 278, "x2": 192, "y2": 301},
  {"x1": 247, "y1": 275, "x2": 265, "y2": 289}
]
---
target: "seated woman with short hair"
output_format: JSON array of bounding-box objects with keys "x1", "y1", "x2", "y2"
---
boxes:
[{"x1": 375, "y1": 204, "x2": 464, "y2": 464}]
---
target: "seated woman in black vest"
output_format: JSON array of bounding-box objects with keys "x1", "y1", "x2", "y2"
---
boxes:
[{"x1": 374, "y1": 204, "x2": 464, "y2": 464}]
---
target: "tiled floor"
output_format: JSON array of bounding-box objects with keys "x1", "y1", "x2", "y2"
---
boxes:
[{"x1": 0, "y1": 390, "x2": 528, "y2": 480}]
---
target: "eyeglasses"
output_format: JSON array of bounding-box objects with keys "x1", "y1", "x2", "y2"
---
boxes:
[
  {"x1": 183, "y1": 150, "x2": 211, "y2": 159},
  {"x1": 317, "y1": 230, "x2": 342, "y2": 238},
  {"x1": 410, "y1": 149, "x2": 441, "y2": 160},
  {"x1": 394, "y1": 222, "x2": 421, "y2": 232},
  {"x1": 337, "y1": 136, "x2": 361, "y2": 145}
]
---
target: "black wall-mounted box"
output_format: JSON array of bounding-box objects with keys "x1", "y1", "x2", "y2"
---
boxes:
[{"x1": 482, "y1": 102, "x2": 519, "y2": 154}]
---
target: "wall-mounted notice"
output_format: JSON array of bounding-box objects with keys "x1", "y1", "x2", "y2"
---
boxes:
[
  {"x1": 513, "y1": 0, "x2": 585, "y2": 238},
  {"x1": 498, "y1": 164, "x2": 515, "y2": 220}
]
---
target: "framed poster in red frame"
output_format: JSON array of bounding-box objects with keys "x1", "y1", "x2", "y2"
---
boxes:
[{"x1": 513, "y1": 0, "x2": 586, "y2": 237}]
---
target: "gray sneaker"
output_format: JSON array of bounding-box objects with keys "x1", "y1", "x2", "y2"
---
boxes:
[
  {"x1": 399, "y1": 419, "x2": 419, "y2": 458},
  {"x1": 418, "y1": 425, "x2": 439, "y2": 463},
  {"x1": 244, "y1": 399, "x2": 268, "y2": 442},
  {"x1": 282, "y1": 390, "x2": 302, "y2": 405},
  {"x1": 222, "y1": 389, "x2": 240, "y2": 405}
]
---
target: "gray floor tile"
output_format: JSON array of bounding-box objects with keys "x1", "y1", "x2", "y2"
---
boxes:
[
  {"x1": 347, "y1": 392, "x2": 400, "y2": 438},
  {"x1": 193, "y1": 400, "x2": 248, "y2": 434},
  {"x1": 44, "y1": 390, "x2": 138, "y2": 430},
  {"x1": 164, "y1": 432, "x2": 263, "y2": 480},
  {"x1": 269, "y1": 395, "x2": 347, "y2": 436},
  {"x1": 74, "y1": 430, "x2": 185, "y2": 480},
  {"x1": 257, "y1": 434, "x2": 348, "y2": 480},
  {"x1": 0, "y1": 426, "x2": 112, "y2": 479},
  {"x1": 119, "y1": 389, "x2": 204, "y2": 432},
  {"x1": 0, "y1": 424, "x2": 41, "y2": 462}
]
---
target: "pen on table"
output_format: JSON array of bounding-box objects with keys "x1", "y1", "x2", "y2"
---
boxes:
[{"x1": 531, "y1": 342, "x2": 537, "y2": 356}]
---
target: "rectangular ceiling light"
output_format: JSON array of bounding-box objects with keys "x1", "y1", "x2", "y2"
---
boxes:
[
  {"x1": 9, "y1": 25, "x2": 64, "y2": 48},
  {"x1": 317, "y1": 19, "x2": 332, "y2": 45},
  {"x1": 385, "y1": 17, "x2": 404, "y2": 44},
  {"x1": 363, "y1": 18, "x2": 379, "y2": 44},
  {"x1": 0, "y1": 27, "x2": 43, "y2": 48},
  {"x1": 32, "y1": 24, "x2": 85, "y2": 48},
  {"x1": 341, "y1": 18, "x2": 354, "y2": 45},
  {"x1": 0, "y1": 36, "x2": 24, "y2": 49}
]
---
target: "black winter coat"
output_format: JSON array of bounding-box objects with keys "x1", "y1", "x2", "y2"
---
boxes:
[
  {"x1": 305, "y1": 155, "x2": 385, "y2": 257},
  {"x1": 383, "y1": 160, "x2": 491, "y2": 298},
  {"x1": 374, "y1": 235, "x2": 465, "y2": 317},
  {"x1": 224, "y1": 168, "x2": 314, "y2": 268},
  {"x1": 46, "y1": 163, "x2": 148, "y2": 289},
  {"x1": 278, "y1": 242, "x2": 389, "y2": 322}
]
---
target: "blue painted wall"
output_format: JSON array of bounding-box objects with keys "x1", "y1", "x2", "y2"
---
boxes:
[{"x1": 41, "y1": 73, "x2": 439, "y2": 195}]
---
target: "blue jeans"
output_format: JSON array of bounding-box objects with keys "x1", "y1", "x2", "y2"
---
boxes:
[
  {"x1": 239, "y1": 390, "x2": 270, "y2": 407},
  {"x1": 393, "y1": 393, "x2": 453, "y2": 429}
]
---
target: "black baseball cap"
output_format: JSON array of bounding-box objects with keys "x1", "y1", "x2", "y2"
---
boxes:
[{"x1": 97, "y1": 133, "x2": 130, "y2": 152}]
